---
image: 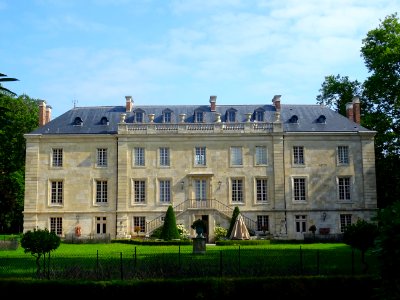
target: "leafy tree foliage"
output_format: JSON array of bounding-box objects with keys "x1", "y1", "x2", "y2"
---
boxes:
[
  {"x1": 0, "y1": 93, "x2": 39, "y2": 232},
  {"x1": 20, "y1": 228, "x2": 61, "y2": 278},
  {"x1": 226, "y1": 206, "x2": 240, "y2": 238},
  {"x1": 0, "y1": 73, "x2": 18, "y2": 96},
  {"x1": 160, "y1": 205, "x2": 180, "y2": 240},
  {"x1": 316, "y1": 13, "x2": 400, "y2": 207},
  {"x1": 316, "y1": 74, "x2": 363, "y2": 116},
  {"x1": 343, "y1": 219, "x2": 378, "y2": 272}
]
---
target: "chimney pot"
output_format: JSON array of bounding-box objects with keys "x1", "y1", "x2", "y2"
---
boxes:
[
  {"x1": 210, "y1": 95, "x2": 217, "y2": 112},
  {"x1": 38, "y1": 100, "x2": 47, "y2": 126},
  {"x1": 125, "y1": 96, "x2": 133, "y2": 112},
  {"x1": 352, "y1": 96, "x2": 361, "y2": 124}
]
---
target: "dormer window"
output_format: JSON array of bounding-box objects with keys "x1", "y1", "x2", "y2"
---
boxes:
[
  {"x1": 289, "y1": 115, "x2": 299, "y2": 123},
  {"x1": 254, "y1": 108, "x2": 265, "y2": 122},
  {"x1": 226, "y1": 108, "x2": 237, "y2": 122},
  {"x1": 194, "y1": 111, "x2": 204, "y2": 123},
  {"x1": 316, "y1": 115, "x2": 326, "y2": 124},
  {"x1": 73, "y1": 117, "x2": 83, "y2": 126},
  {"x1": 163, "y1": 109, "x2": 173, "y2": 123},
  {"x1": 134, "y1": 109, "x2": 145, "y2": 123},
  {"x1": 100, "y1": 116, "x2": 109, "y2": 125}
]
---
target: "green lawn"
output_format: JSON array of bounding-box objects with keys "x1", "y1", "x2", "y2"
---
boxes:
[{"x1": 0, "y1": 241, "x2": 379, "y2": 280}]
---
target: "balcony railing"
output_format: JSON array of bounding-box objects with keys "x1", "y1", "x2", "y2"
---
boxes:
[{"x1": 119, "y1": 122, "x2": 279, "y2": 135}]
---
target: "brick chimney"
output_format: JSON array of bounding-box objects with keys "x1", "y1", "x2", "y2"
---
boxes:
[
  {"x1": 210, "y1": 95, "x2": 217, "y2": 112},
  {"x1": 45, "y1": 105, "x2": 52, "y2": 124},
  {"x1": 125, "y1": 96, "x2": 133, "y2": 112},
  {"x1": 352, "y1": 96, "x2": 360, "y2": 124},
  {"x1": 38, "y1": 100, "x2": 47, "y2": 126},
  {"x1": 346, "y1": 102, "x2": 354, "y2": 121},
  {"x1": 272, "y1": 95, "x2": 281, "y2": 110}
]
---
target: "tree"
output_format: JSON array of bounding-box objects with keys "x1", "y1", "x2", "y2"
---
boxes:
[
  {"x1": 343, "y1": 219, "x2": 378, "y2": 272},
  {"x1": 226, "y1": 206, "x2": 240, "y2": 238},
  {"x1": 0, "y1": 73, "x2": 18, "y2": 96},
  {"x1": 316, "y1": 74, "x2": 363, "y2": 116},
  {"x1": 0, "y1": 93, "x2": 39, "y2": 233},
  {"x1": 20, "y1": 228, "x2": 61, "y2": 278},
  {"x1": 316, "y1": 13, "x2": 400, "y2": 208},
  {"x1": 160, "y1": 205, "x2": 180, "y2": 240}
]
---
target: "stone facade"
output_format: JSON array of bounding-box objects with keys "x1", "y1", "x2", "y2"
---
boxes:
[{"x1": 23, "y1": 95, "x2": 377, "y2": 242}]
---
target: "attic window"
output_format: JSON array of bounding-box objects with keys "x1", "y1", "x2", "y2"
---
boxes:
[
  {"x1": 289, "y1": 115, "x2": 298, "y2": 123},
  {"x1": 73, "y1": 117, "x2": 83, "y2": 126},
  {"x1": 100, "y1": 116, "x2": 109, "y2": 125},
  {"x1": 254, "y1": 108, "x2": 265, "y2": 122},
  {"x1": 316, "y1": 115, "x2": 326, "y2": 124},
  {"x1": 226, "y1": 108, "x2": 237, "y2": 122},
  {"x1": 163, "y1": 109, "x2": 173, "y2": 123},
  {"x1": 194, "y1": 111, "x2": 204, "y2": 123}
]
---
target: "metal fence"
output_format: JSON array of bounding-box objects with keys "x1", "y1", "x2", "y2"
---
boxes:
[{"x1": 0, "y1": 245, "x2": 379, "y2": 280}]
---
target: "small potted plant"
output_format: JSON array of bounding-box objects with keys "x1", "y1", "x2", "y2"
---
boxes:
[{"x1": 191, "y1": 219, "x2": 206, "y2": 238}]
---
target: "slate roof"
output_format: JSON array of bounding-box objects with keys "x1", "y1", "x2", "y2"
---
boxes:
[{"x1": 28, "y1": 103, "x2": 371, "y2": 135}]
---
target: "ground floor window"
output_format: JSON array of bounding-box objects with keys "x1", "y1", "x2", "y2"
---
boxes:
[
  {"x1": 295, "y1": 215, "x2": 307, "y2": 233},
  {"x1": 257, "y1": 215, "x2": 269, "y2": 232},
  {"x1": 340, "y1": 214, "x2": 352, "y2": 233},
  {"x1": 133, "y1": 216, "x2": 146, "y2": 233},
  {"x1": 96, "y1": 216, "x2": 107, "y2": 234},
  {"x1": 50, "y1": 217, "x2": 62, "y2": 235}
]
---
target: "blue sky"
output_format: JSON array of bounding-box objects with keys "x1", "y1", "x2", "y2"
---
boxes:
[{"x1": 1, "y1": 0, "x2": 398, "y2": 119}]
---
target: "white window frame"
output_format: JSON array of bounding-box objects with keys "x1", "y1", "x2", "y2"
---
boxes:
[
  {"x1": 340, "y1": 214, "x2": 352, "y2": 233},
  {"x1": 337, "y1": 146, "x2": 349, "y2": 165},
  {"x1": 159, "y1": 147, "x2": 170, "y2": 167},
  {"x1": 231, "y1": 178, "x2": 244, "y2": 203},
  {"x1": 338, "y1": 176, "x2": 351, "y2": 201},
  {"x1": 195, "y1": 111, "x2": 204, "y2": 123},
  {"x1": 96, "y1": 216, "x2": 107, "y2": 234},
  {"x1": 295, "y1": 215, "x2": 307, "y2": 233},
  {"x1": 195, "y1": 147, "x2": 206, "y2": 166},
  {"x1": 257, "y1": 215, "x2": 269, "y2": 232},
  {"x1": 293, "y1": 177, "x2": 307, "y2": 201},
  {"x1": 96, "y1": 148, "x2": 107, "y2": 167},
  {"x1": 96, "y1": 180, "x2": 108, "y2": 203},
  {"x1": 163, "y1": 111, "x2": 172, "y2": 123},
  {"x1": 52, "y1": 148, "x2": 63, "y2": 167},
  {"x1": 50, "y1": 180, "x2": 63, "y2": 205},
  {"x1": 159, "y1": 179, "x2": 171, "y2": 203},
  {"x1": 293, "y1": 146, "x2": 304, "y2": 165},
  {"x1": 255, "y1": 146, "x2": 267, "y2": 165},
  {"x1": 133, "y1": 216, "x2": 146, "y2": 233},
  {"x1": 50, "y1": 217, "x2": 62, "y2": 235},
  {"x1": 230, "y1": 146, "x2": 243, "y2": 166},
  {"x1": 133, "y1": 147, "x2": 145, "y2": 166},
  {"x1": 133, "y1": 180, "x2": 146, "y2": 203},
  {"x1": 256, "y1": 178, "x2": 268, "y2": 203}
]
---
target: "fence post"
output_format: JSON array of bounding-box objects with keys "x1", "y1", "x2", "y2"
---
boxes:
[
  {"x1": 220, "y1": 250, "x2": 223, "y2": 277},
  {"x1": 299, "y1": 246, "x2": 303, "y2": 275},
  {"x1": 120, "y1": 252, "x2": 123, "y2": 280}
]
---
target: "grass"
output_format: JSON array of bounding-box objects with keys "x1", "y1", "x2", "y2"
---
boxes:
[{"x1": 0, "y1": 240, "x2": 380, "y2": 280}]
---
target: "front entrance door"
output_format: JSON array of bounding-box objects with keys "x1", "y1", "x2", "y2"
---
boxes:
[{"x1": 195, "y1": 179, "x2": 207, "y2": 208}]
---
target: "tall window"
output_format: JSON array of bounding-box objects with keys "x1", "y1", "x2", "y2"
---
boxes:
[
  {"x1": 293, "y1": 177, "x2": 306, "y2": 201},
  {"x1": 133, "y1": 180, "x2": 146, "y2": 203},
  {"x1": 50, "y1": 217, "x2": 62, "y2": 235},
  {"x1": 97, "y1": 148, "x2": 107, "y2": 167},
  {"x1": 338, "y1": 177, "x2": 351, "y2": 200},
  {"x1": 52, "y1": 148, "x2": 63, "y2": 167},
  {"x1": 195, "y1": 111, "x2": 203, "y2": 123},
  {"x1": 195, "y1": 179, "x2": 207, "y2": 201},
  {"x1": 255, "y1": 146, "x2": 267, "y2": 165},
  {"x1": 159, "y1": 147, "x2": 170, "y2": 166},
  {"x1": 96, "y1": 180, "x2": 108, "y2": 203},
  {"x1": 195, "y1": 147, "x2": 206, "y2": 166},
  {"x1": 51, "y1": 181, "x2": 63, "y2": 204},
  {"x1": 133, "y1": 216, "x2": 146, "y2": 233},
  {"x1": 230, "y1": 147, "x2": 243, "y2": 166},
  {"x1": 159, "y1": 180, "x2": 171, "y2": 203},
  {"x1": 134, "y1": 147, "x2": 145, "y2": 166},
  {"x1": 256, "y1": 178, "x2": 268, "y2": 202},
  {"x1": 340, "y1": 214, "x2": 352, "y2": 233},
  {"x1": 293, "y1": 146, "x2": 304, "y2": 165},
  {"x1": 337, "y1": 146, "x2": 349, "y2": 164},
  {"x1": 295, "y1": 215, "x2": 307, "y2": 233},
  {"x1": 231, "y1": 179, "x2": 243, "y2": 203},
  {"x1": 257, "y1": 215, "x2": 269, "y2": 232},
  {"x1": 96, "y1": 217, "x2": 107, "y2": 234}
]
